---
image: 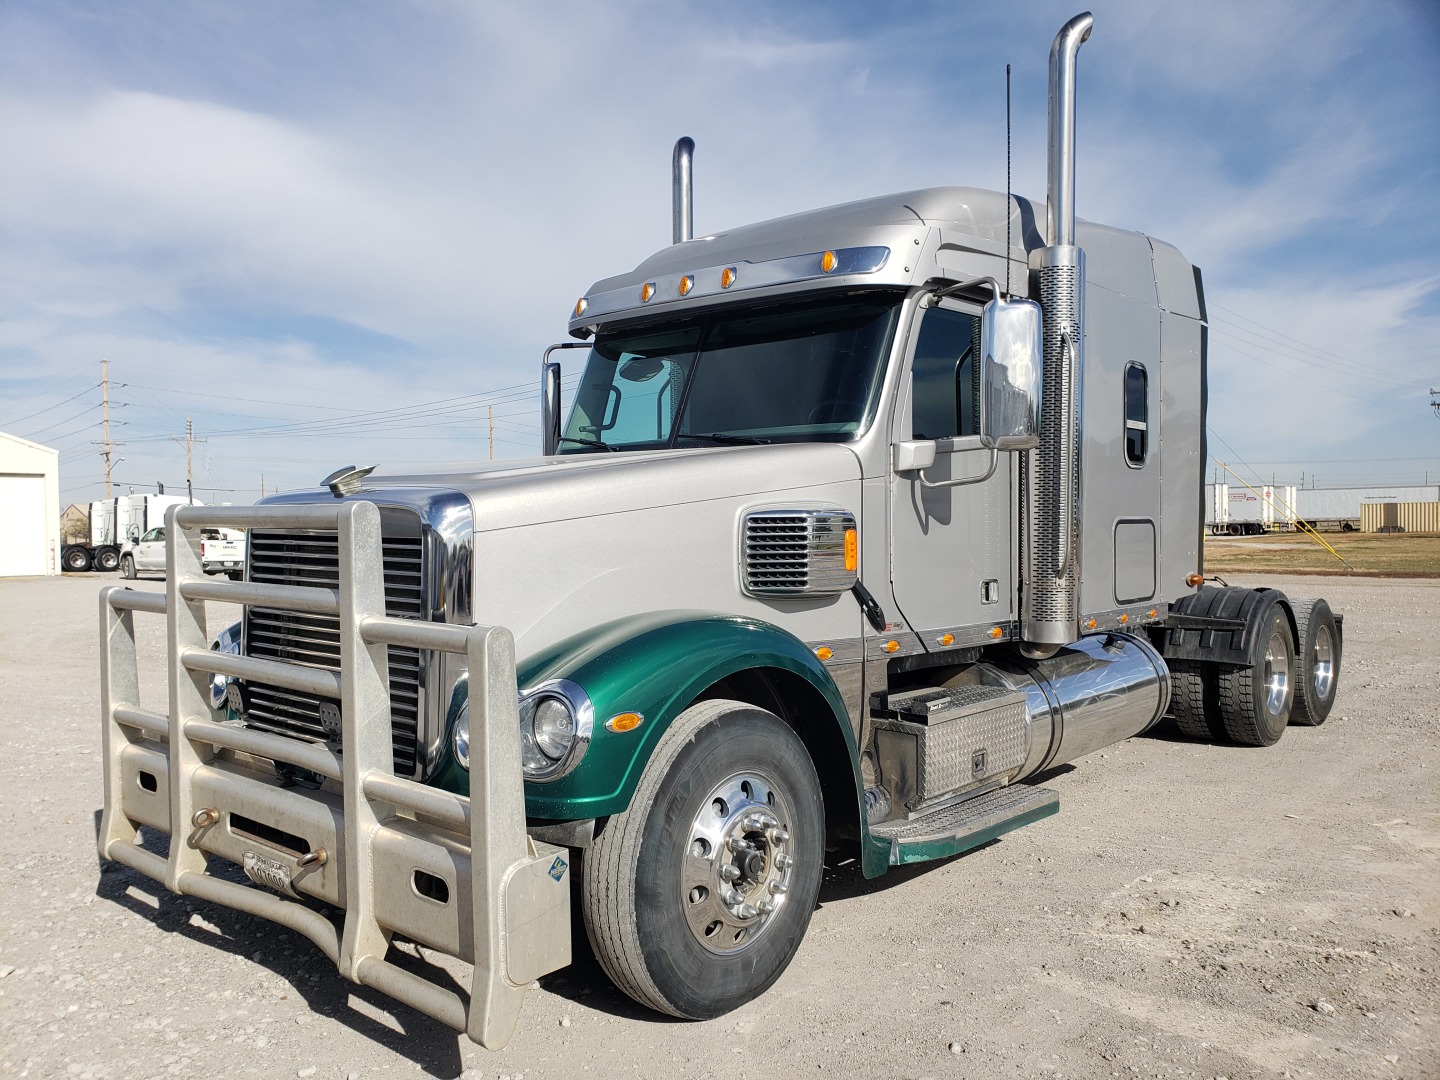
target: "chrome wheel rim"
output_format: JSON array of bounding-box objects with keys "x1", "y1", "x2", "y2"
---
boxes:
[
  {"x1": 1311, "y1": 624, "x2": 1335, "y2": 701},
  {"x1": 681, "y1": 771, "x2": 795, "y2": 956},
  {"x1": 1262, "y1": 626, "x2": 1291, "y2": 717}
]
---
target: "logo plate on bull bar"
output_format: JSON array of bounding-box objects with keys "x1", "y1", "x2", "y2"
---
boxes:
[{"x1": 243, "y1": 851, "x2": 298, "y2": 898}]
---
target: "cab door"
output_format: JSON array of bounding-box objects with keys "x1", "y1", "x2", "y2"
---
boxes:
[{"x1": 888, "y1": 299, "x2": 1016, "y2": 644}]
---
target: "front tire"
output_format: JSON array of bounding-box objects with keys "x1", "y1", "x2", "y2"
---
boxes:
[
  {"x1": 119, "y1": 555, "x2": 136, "y2": 580},
  {"x1": 582, "y1": 699, "x2": 824, "y2": 1019}
]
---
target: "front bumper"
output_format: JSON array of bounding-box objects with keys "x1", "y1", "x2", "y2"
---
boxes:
[{"x1": 98, "y1": 500, "x2": 570, "y2": 1050}]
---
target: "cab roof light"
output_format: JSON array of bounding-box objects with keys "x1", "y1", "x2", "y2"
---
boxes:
[
  {"x1": 640, "y1": 282, "x2": 656, "y2": 302},
  {"x1": 720, "y1": 267, "x2": 736, "y2": 288},
  {"x1": 820, "y1": 250, "x2": 838, "y2": 273},
  {"x1": 574, "y1": 297, "x2": 588, "y2": 318},
  {"x1": 679, "y1": 274, "x2": 694, "y2": 296}
]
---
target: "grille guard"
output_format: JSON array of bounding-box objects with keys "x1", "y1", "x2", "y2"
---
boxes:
[{"x1": 98, "y1": 500, "x2": 569, "y2": 1050}]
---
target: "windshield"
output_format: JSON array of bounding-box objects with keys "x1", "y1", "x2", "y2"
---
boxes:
[{"x1": 559, "y1": 291, "x2": 902, "y2": 452}]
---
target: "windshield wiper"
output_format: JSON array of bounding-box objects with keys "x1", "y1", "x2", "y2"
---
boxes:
[
  {"x1": 677, "y1": 432, "x2": 771, "y2": 446},
  {"x1": 557, "y1": 436, "x2": 620, "y2": 452}
]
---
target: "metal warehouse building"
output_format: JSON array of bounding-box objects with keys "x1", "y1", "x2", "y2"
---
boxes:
[{"x1": 0, "y1": 431, "x2": 61, "y2": 577}]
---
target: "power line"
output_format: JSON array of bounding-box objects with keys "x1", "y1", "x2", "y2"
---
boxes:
[{"x1": 0, "y1": 383, "x2": 101, "y2": 428}]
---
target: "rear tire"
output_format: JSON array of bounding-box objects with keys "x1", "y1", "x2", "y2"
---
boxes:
[
  {"x1": 95, "y1": 547, "x2": 120, "y2": 572},
  {"x1": 1218, "y1": 604, "x2": 1294, "y2": 746},
  {"x1": 120, "y1": 555, "x2": 136, "y2": 580},
  {"x1": 582, "y1": 699, "x2": 824, "y2": 1020},
  {"x1": 62, "y1": 546, "x2": 92, "y2": 572},
  {"x1": 1290, "y1": 599, "x2": 1340, "y2": 726},
  {"x1": 1168, "y1": 659, "x2": 1225, "y2": 741}
]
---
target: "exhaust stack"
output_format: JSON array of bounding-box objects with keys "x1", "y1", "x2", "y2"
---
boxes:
[
  {"x1": 1022, "y1": 11, "x2": 1092, "y2": 656},
  {"x1": 672, "y1": 137, "x2": 695, "y2": 244}
]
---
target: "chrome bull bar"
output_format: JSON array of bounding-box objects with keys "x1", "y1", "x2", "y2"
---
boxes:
[{"x1": 98, "y1": 500, "x2": 570, "y2": 1050}]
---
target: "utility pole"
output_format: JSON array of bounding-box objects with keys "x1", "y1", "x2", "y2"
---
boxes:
[
  {"x1": 186, "y1": 418, "x2": 194, "y2": 504},
  {"x1": 102, "y1": 358, "x2": 112, "y2": 497},
  {"x1": 260, "y1": 474, "x2": 265, "y2": 499},
  {"x1": 488, "y1": 405, "x2": 495, "y2": 460}
]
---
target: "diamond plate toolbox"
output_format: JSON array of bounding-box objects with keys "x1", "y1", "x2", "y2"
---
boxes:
[{"x1": 874, "y1": 684, "x2": 1029, "y2": 810}]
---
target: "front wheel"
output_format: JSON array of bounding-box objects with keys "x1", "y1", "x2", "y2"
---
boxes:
[
  {"x1": 119, "y1": 555, "x2": 136, "y2": 580},
  {"x1": 582, "y1": 699, "x2": 824, "y2": 1019}
]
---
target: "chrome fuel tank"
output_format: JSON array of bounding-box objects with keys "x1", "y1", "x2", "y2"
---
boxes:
[{"x1": 945, "y1": 632, "x2": 1170, "y2": 779}]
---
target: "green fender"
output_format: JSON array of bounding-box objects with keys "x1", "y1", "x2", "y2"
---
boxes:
[{"x1": 430, "y1": 610, "x2": 874, "y2": 851}]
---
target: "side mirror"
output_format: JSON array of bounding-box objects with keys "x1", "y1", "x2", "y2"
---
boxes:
[
  {"x1": 541, "y1": 361, "x2": 562, "y2": 455},
  {"x1": 127, "y1": 525, "x2": 140, "y2": 542},
  {"x1": 979, "y1": 296, "x2": 1042, "y2": 450}
]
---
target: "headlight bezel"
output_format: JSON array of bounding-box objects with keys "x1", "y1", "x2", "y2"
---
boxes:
[{"x1": 453, "y1": 678, "x2": 593, "y2": 783}]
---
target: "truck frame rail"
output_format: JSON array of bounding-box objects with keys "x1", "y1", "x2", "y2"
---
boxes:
[{"x1": 98, "y1": 500, "x2": 569, "y2": 1049}]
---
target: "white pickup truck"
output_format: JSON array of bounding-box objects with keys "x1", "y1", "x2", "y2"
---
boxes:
[{"x1": 120, "y1": 526, "x2": 246, "y2": 580}]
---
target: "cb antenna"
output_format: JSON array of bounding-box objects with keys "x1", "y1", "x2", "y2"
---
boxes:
[{"x1": 1005, "y1": 63, "x2": 1012, "y2": 297}]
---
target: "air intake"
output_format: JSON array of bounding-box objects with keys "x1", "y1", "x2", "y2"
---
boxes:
[{"x1": 741, "y1": 509, "x2": 857, "y2": 598}]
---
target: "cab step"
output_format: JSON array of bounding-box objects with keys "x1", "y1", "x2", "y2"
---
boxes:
[{"x1": 869, "y1": 784, "x2": 1059, "y2": 866}]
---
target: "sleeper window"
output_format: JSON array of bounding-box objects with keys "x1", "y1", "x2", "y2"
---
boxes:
[
  {"x1": 1124, "y1": 362, "x2": 1148, "y2": 466},
  {"x1": 911, "y1": 307, "x2": 981, "y2": 440}
]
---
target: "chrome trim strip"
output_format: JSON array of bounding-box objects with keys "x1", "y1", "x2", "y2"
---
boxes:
[
  {"x1": 866, "y1": 630, "x2": 926, "y2": 661},
  {"x1": 806, "y1": 638, "x2": 864, "y2": 664},
  {"x1": 1079, "y1": 604, "x2": 1164, "y2": 635}
]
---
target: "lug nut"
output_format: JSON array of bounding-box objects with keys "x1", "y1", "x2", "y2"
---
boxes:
[
  {"x1": 756, "y1": 900, "x2": 775, "y2": 915},
  {"x1": 775, "y1": 853, "x2": 793, "y2": 870},
  {"x1": 722, "y1": 887, "x2": 742, "y2": 906},
  {"x1": 767, "y1": 826, "x2": 790, "y2": 844},
  {"x1": 719, "y1": 864, "x2": 741, "y2": 882},
  {"x1": 738, "y1": 904, "x2": 759, "y2": 920},
  {"x1": 727, "y1": 836, "x2": 751, "y2": 853},
  {"x1": 769, "y1": 881, "x2": 788, "y2": 895}
]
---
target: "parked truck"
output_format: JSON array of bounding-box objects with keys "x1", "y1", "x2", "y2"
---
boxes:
[
  {"x1": 98, "y1": 13, "x2": 1343, "y2": 1050},
  {"x1": 62, "y1": 492, "x2": 193, "y2": 572},
  {"x1": 1206, "y1": 482, "x2": 1297, "y2": 535}
]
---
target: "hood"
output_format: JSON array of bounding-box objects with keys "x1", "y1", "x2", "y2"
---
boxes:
[{"x1": 369, "y1": 443, "x2": 862, "y2": 532}]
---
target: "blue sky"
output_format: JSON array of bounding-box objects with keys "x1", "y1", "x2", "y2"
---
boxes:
[{"x1": 2, "y1": 0, "x2": 1437, "y2": 505}]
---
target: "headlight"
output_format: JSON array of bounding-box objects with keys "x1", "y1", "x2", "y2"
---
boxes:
[
  {"x1": 210, "y1": 621, "x2": 242, "y2": 711},
  {"x1": 455, "y1": 679, "x2": 592, "y2": 782},
  {"x1": 453, "y1": 701, "x2": 470, "y2": 770}
]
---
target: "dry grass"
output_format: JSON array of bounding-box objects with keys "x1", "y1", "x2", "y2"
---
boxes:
[{"x1": 1203, "y1": 530, "x2": 1440, "y2": 577}]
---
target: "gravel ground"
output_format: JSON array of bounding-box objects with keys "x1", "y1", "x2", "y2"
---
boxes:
[{"x1": 0, "y1": 572, "x2": 1435, "y2": 1080}]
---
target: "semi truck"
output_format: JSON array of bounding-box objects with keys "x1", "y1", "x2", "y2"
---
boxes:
[
  {"x1": 62, "y1": 492, "x2": 192, "y2": 572},
  {"x1": 97, "y1": 13, "x2": 1343, "y2": 1050},
  {"x1": 1206, "y1": 482, "x2": 1297, "y2": 535}
]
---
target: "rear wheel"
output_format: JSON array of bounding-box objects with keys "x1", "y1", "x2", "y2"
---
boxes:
[
  {"x1": 582, "y1": 699, "x2": 824, "y2": 1019},
  {"x1": 1218, "y1": 604, "x2": 1294, "y2": 746},
  {"x1": 62, "y1": 546, "x2": 92, "y2": 572},
  {"x1": 1168, "y1": 659, "x2": 1225, "y2": 741},
  {"x1": 95, "y1": 547, "x2": 120, "y2": 572},
  {"x1": 1290, "y1": 599, "x2": 1339, "y2": 726},
  {"x1": 120, "y1": 555, "x2": 136, "y2": 580}
]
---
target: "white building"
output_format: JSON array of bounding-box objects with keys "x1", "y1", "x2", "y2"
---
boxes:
[{"x1": 0, "y1": 431, "x2": 61, "y2": 577}]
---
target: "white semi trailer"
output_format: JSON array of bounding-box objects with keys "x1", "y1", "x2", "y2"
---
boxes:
[
  {"x1": 1206, "y1": 482, "x2": 1297, "y2": 535},
  {"x1": 96, "y1": 13, "x2": 1343, "y2": 1049}
]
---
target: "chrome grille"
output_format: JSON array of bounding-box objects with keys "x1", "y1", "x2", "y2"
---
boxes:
[
  {"x1": 243, "y1": 518, "x2": 425, "y2": 776},
  {"x1": 742, "y1": 509, "x2": 856, "y2": 597}
]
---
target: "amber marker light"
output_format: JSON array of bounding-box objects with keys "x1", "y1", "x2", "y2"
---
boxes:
[
  {"x1": 640, "y1": 282, "x2": 656, "y2": 302},
  {"x1": 883, "y1": 640, "x2": 900, "y2": 653},
  {"x1": 721, "y1": 267, "x2": 737, "y2": 288},
  {"x1": 606, "y1": 712, "x2": 644, "y2": 733},
  {"x1": 814, "y1": 646, "x2": 834, "y2": 661},
  {"x1": 938, "y1": 633, "x2": 955, "y2": 647},
  {"x1": 989, "y1": 626, "x2": 1003, "y2": 640},
  {"x1": 1118, "y1": 614, "x2": 1129, "y2": 624},
  {"x1": 820, "y1": 250, "x2": 838, "y2": 273},
  {"x1": 1147, "y1": 609, "x2": 1158, "y2": 619},
  {"x1": 1085, "y1": 618, "x2": 1098, "y2": 630},
  {"x1": 844, "y1": 528, "x2": 858, "y2": 572},
  {"x1": 1186, "y1": 572, "x2": 1204, "y2": 587},
  {"x1": 573, "y1": 297, "x2": 588, "y2": 318},
  {"x1": 679, "y1": 274, "x2": 694, "y2": 296}
]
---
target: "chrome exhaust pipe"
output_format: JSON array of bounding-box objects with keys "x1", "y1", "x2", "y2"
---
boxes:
[
  {"x1": 1022, "y1": 11, "x2": 1092, "y2": 656},
  {"x1": 672, "y1": 136, "x2": 695, "y2": 244}
]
